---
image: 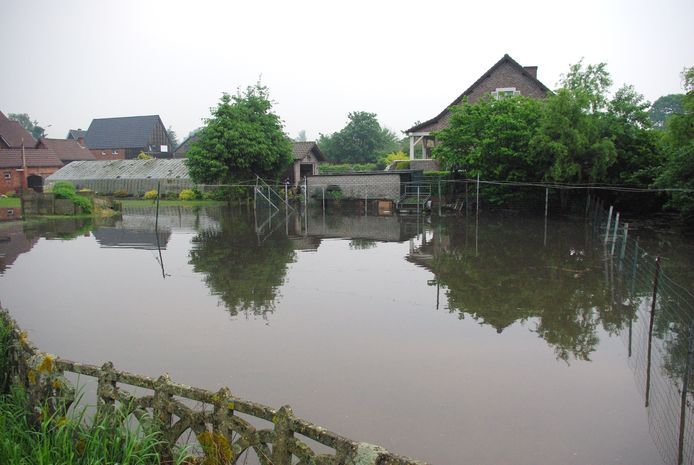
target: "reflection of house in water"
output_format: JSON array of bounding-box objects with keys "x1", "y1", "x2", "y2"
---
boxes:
[
  {"x1": 304, "y1": 212, "x2": 422, "y2": 243},
  {"x1": 0, "y1": 223, "x2": 39, "y2": 272},
  {"x1": 92, "y1": 228, "x2": 172, "y2": 250},
  {"x1": 92, "y1": 205, "x2": 223, "y2": 250}
]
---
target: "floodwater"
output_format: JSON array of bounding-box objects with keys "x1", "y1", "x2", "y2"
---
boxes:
[{"x1": 1, "y1": 204, "x2": 693, "y2": 465}]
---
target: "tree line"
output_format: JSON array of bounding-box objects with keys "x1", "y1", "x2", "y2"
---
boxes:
[{"x1": 433, "y1": 61, "x2": 694, "y2": 220}]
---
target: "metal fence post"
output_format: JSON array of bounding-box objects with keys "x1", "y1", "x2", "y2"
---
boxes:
[
  {"x1": 604, "y1": 206, "x2": 613, "y2": 245},
  {"x1": 620, "y1": 224, "x2": 629, "y2": 262},
  {"x1": 645, "y1": 256, "x2": 661, "y2": 407},
  {"x1": 611, "y1": 212, "x2": 620, "y2": 255},
  {"x1": 476, "y1": 174, "x2": 480, "y2": 220}
]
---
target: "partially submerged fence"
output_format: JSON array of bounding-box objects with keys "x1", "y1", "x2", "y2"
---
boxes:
[
  {"x1": 0, "y1": 311, "x2": 427, "y2": 465},
  {"x1": 588, "y1": 196, "x2": 694, "y2": 465}
]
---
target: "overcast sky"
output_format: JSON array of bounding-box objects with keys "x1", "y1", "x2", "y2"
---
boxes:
[{"x1": 2, "y1": 0, "x2": 692, "y2": 143}]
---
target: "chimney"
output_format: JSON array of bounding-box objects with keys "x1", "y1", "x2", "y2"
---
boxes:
[{"x1": 524, "y1": 66, "x2": 538, "y2": 79}]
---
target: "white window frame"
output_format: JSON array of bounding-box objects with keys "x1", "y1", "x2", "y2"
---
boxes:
[
  {"x1": 492, "y1": 87, "x2": 521, "y2": 99},
  {"x1": 3, "y1": 172, "x2": 11, "y2": 180},
  {"x1": 111, "y1": 149, "x2": 118, "y2": 155}
]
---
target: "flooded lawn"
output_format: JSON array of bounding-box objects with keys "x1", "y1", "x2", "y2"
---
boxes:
[{"x1": 1, "y1": 204, "x2": 693, "y2": 465}]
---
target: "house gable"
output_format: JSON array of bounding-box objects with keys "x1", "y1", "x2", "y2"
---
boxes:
[
  {"x1": 84, "y1": 115, "x2": 172, "y2": 158},
  {"x1": 407, "y1": 54, "x2": 550, "y2": 134}
]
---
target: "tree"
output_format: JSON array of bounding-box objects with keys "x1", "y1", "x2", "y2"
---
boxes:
[
  {"x1": 655, "y1": 66, "x2": 694, "y2": 220},
  {"x1": 295, "y1": 129, "x2": 307, "y2": 142},
  {"x1": 185, "y1": 84, "x2": 293, "y2": 184},
  {"x1": 166, "y1": 126, "x2": 179, "y2": 148},
  {"x1": 649, "y1": 94, "x2": 685, "y2": 128},
  {"x1": 434, "y1": 96, "x2": 545, "y2": 180},
  {"x1": 530, "y1": 88, "x2": 616, "y2": 183},
  {"x1": 8, "y1": 112, "x2": 44, "y2": 140},
  {"x1": 318, "y1": 112, "x2": 399, "y2": 163},
  {"x1": 558, "y1": 59, "x2": 612, "y2": 113}
]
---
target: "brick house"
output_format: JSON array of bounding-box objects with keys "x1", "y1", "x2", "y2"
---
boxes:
[
  {"x1": 37, "y1": 138, "x2": 95, "y2": 164},
  {"x1": 406, "y1": 54, "x2": 551, "y2": 160},
  {"x1": 84, "y1": 115, "x2": 173, "y2": 160},
  {"x1": 0, "y1": 111, "x2": 36, "y2": 149},
  {"x1": 284, "y1": 141, "x2": 326, "y2": 186},
  {"x1": 66, "y1": 129, "x2": 87, "y2": 144},
  {"x1": 0, "y1": 148, "x2": 63, "y2": 194}
]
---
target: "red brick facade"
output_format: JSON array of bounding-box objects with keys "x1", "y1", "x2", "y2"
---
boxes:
[{"x1": 0, "y1": 166, "x2": 61, "y2": 195}]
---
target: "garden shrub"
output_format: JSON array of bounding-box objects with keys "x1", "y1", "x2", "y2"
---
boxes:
[
  {"x1": 178, "y1": 189, "x2": 197, "y2": 201},
  {"x1": 51, "y1": 181, "x2": 92, "y2": 214},
  {"x1": 143, "y1": 190, "x2": 159, "y2": 200},
  {"x1": 394, "y1": 161, "x2": 411, "y2": 170},
  {"x1": 113, "y1": 189, "x2": 129, "y2": 198}
]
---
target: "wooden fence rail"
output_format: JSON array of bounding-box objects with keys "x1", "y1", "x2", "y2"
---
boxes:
[{"x1": 1, "y1": 310, "x2": 427, "y2": 465}]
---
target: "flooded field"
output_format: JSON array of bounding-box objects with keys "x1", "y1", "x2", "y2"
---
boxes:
[{"x1": 1, "y1": 204, "x2": 693, "y2": 465}]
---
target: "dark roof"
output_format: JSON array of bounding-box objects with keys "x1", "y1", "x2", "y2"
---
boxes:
[
  {"x1": 67, "y1": 129, "x2": 87, "y2": 140},
  {"x1": 173, "y1": 134, "x2": 198, "y2": 158},
  {"x1": 0, "y1": 148, "x2": 63, "y2": 168},
  {"x1": 406, "y1": 54, "x2": 551, "y2": 133},
  {"x1": 84, "y1": 115, "x2": 163, "y2": 149},
  {"x1": 292, "y1": 141, "x2": 326, "y2": 162},
  {"x1": 38, "y1": 138, "x2": 95, "y2": 162},
  {"x1": 0, "y1": 111, "x2": 36, "y2": 148}
]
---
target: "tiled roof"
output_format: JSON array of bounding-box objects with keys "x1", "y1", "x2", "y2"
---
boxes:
[
  {"x1": 0, "y1": 148, "x2": 64, "y2": 168},
  {"x1": 406, "y1": 54, "x2": 551, "y2": 134},
  {"x1": 173, "y1": 134, "x2": 198, "y2": 157},
  {"x1": 0, "y1": 111, "x2": 36, "y2": 148},
  {"x1": 84, "y1": 115, "x2": 162, "y2": 149},
  {"x1": 47, "y1": 159, "x2": 190, "y2": 181},
  {"x1": 67, "y1": 129, "x2": 87, "y2": 140},
  {"x1": 292, "y1": 141, "x2": 326, "y2": 161},
  {"x1": 38, "y1": 138, "x2": 95, "y2": 162}
]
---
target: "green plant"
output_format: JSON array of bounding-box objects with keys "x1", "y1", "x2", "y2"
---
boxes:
[
  {"x1": 394, "y1": 161, "x2": 411, "y2": 170},
  {"x1": 113, "y1": 189, "x2": 129, "y2": 198},
  {"x1": 137, "y1": 151, "x2": 153, "y2": 160},
  {"x1": 51, "y1": 181, "x2": 93, "y2": 214},
  {"x1": 143, "y1": 190, "x2": 159, "y2": 200},
  {"x1": 178, "y1": 189, "x2": 197, "y2": 201}
]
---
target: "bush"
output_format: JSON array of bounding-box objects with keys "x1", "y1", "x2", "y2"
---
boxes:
[
  {"x1": 318, "y1": 163, "x2": 378, "y2": 174},
  {"x1": 113, "y1": 189, "x2": 129, "y2": 198},
  {"x1": 394, "y1": 161, "x2": 411, "y2": 170},
  {"x1": 178, "y1": 189, "x2": 197, "y2": 201},
  {"x1": 143, "y1": 190, "x2": 159, "y2": 200},
  {"x1": 51, "y1": 181, "x2": 93, "y2": 214}
]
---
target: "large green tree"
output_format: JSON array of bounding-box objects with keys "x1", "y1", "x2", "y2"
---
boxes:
[
  {"x1": 655, "y1": 66, "x2": 694, "y2": 220},
  {"x1": 649, "y1": 94, "x2": 685, "y2": 128},
  {"x1": 8, "y1": 113, "x2": 44, "y2": 140},
  {"x1": 318, "y1": 111, "x2": 399, "y2": 163},
  {"x1": 185, "y1": 84, "x2": 293, "y2": 183},
  {"x1": 433, "y1": 95, "x2": 545, "y2": 180}
]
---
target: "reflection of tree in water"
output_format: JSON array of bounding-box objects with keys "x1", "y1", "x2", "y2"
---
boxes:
[
  {"x1": 424, "y1": 216, "x2": 637, "y2": 362},
  {"x1": 349, "y1": 238, "x2": 377, "y2": 250},
  {"x1": 189, "y1": 210, "x2": 296, "y2": 318}
]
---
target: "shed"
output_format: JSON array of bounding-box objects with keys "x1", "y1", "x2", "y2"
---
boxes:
[{"x1": 46, "y1": 159, "x2": 193, "y2": 195}]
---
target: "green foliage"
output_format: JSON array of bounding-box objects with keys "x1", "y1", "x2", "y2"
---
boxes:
[
  {"x1": 0, "y1": 384, "x2": 185, "y2": 465},
  {"x1": 650, "y1": 94, "x2": 685, "y2": 129},
  {"x1": 8, "y1": 113, "x2": 44, "y2": 140},
  {"x1": 394, "y1": 160, "x2": 410, "y2": 170},
  {"x1": 377, "y1": 151, "x2": 409, "y2": 169},
  {"x1": 185, "y1": 83, "x2": 293, "y2": 184},
  {"x1": 318, "y1": 163, "x2": 377, "y2": 174},
  {"x1": 166, "y1": 125, "x2": 179, "y2": 148},
  {"x1": 51, "y1": 182, "x2": 93, "y2": 214},
  {"x1": 318, "y1": 112, "x2": 399, "y2": 163},
  {"x1": 137, "y1": 151, "x2": 153, "y2": 160},
  {"x1": 435, "y1": 95, "x2": 545, "y2": 180},
  {"x1": 558, "y1": 59, "x2": 612, "y2": 113},
  {"x1": 143, "y1": 190, "x2": 159, "y2": 200},
  {"x1": 113, "y1": 189, "x2": 129, "y2": 198},
  {"x1": 178, "y1": 189, "x2": 197, "y2": 201},
  {"x1": 0, "y1": 317, "x2": 10, "y2": 394},
  {"x1": 655, "y1": 66, "x2": 694, "y2": 220}
]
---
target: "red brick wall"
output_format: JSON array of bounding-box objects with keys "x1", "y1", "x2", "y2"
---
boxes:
[
  {"x1": 91, "y1": 148, "x2": 125, "y2": 160},
  {"x1": 0, "y1": 166, "x2": 60, "y2": 194}
]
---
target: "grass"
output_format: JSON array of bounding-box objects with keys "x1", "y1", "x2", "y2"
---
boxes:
[
  {"x1": 119, "y1": 199, "x2": 227, "y2": 207},
  {"x1": 0, "y1": 197, "x2": 20, "y2": 208},
  {"x1": 0, "y1": 317, "x2": 187, "y2": 465}
]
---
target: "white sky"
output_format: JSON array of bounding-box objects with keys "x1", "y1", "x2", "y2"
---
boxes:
[{"x1": 2, "y1": 0, "x2": 693, "y2": 143}]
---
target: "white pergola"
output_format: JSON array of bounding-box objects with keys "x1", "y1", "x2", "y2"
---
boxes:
[{"x1": 407, "y1": 132, "x2": 433, "y2": 160}]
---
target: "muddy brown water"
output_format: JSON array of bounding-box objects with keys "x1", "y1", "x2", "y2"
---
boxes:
[{"x1": 1, "y1": 204, "x2": 693, "y2": 465}]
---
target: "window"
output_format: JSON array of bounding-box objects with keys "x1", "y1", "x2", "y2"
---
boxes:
[
  {"x1": 111, "y1": 149, "x2": 118, "y2": 155},
  {"x1": 492, "y1": 87, "x2": 520, "y2": 99},
  {"x1": 6, "y1": 209, "x2": 13, "y2": 217},
  {"x1": 3, "y1": 172, "x2": 11, "y2": 180},
  {"x1": 101, "y1": 151, "x2": 106, "y2": 156}
]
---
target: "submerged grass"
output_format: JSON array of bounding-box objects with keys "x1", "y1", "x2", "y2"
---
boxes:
[{"x1": 0, "y1": 318, "x2": 188, "y2": 465}]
